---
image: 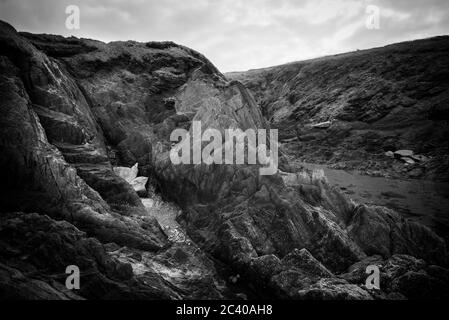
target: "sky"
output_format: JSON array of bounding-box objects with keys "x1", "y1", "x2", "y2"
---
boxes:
[{"x1": 1, "y1": 0, "x2": 449, "y2": 72}]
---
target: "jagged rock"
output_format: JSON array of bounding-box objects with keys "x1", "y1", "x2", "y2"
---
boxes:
[
  {"x1": 311, "y1": 121, "x2": 332, "y2": 129},
  {"x1": 130, "y1": 177, "x2": 148, "y2": 197},
  {"x1": 0, "y1": 54, "x2": 161, "y2": 251},
  {"x1": 411, "y1": 155, "x2": 429, "y2": 162},
  {"x1": 408, "y1": 167, "x2": 424, "y2": 178},
  {"x1": 270, "y1": 270, "x2": 318, "y2": 298},
  {"x1": 395, "y1": 150, "x2": 414, "y2": 157},
  {"x1": 0, "y1": 263, "x2": 84, "y2": 300},
  {"x1": 385, "y1": 151, "x2": 395, "y2": 158},
  {"x1": 249, "y1": 255, "x2": 283, "y2": 282},
  {"x1": 227, "y1": 37, "x2": 449, "y2": 181},
  {"x1": 341, "y1": 254, "x2": 449, "y2": 299},
  {"x1": 1, "y1": 20, "x2": 448, "y2": 300},
  {"x1": 0, "y1": 20, "x2": 145, "y2": 217},
  {"x1": 13, "y1": 25, "x2": 368, "y2": 283},
  {"x1": 281, "y1": 249, "x2": 334, "y2": 278},
  {"x1": 19, "y1": 32, "x2": 97, "y2": 57},
  {"x1": 113, "y1": 164, "x2": 148, "y2": 197},
  {"x1": 401, "y1": 157, "x2": 415, "y2": 165},
  {"x1": 296, "y1": 278, "x2": 373, "y2": 300},
  {"x1": 113, "y1": 163, "x2": 139, "y2": 183},
  {"x1": 0, "y1": 213, "x2": 171, "y2": 299},
  {"x1": 347, "y1": 205, "x2": 447, "y2": 266},
  {"x1": 0, "y1": 212, "x2": 229, "y2": 300},
  {"x1": 265, "y1": 249, "x2": 370, "y2": 299}
]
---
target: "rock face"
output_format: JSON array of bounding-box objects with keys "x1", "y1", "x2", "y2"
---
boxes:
[
  {"x1": 114, "y1": 163, "x2": 149, "y2": 196},
  {"x1": 113, "y1": 163, "x2": 139, "y2": 183},
  {"x1": 1, "y1": 20, "x2": 448, "y2": 299},
  {"x1": 227, "y1": 37, "x2": 449, "y2": 181},
  {"x1": 130, "y1": 177, "x2": 149, "y2": 197},
  {"x1": 341, "y1": 254, "x2": 449, "y2": 299},
  {"x1": 394, "y1": 150, "x2": 414, "y2": 158},
  {"x1": 0, "y1": 212, "x2": 225, "y2": 299}
]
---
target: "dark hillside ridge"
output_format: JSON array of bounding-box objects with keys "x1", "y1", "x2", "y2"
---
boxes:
[{"x1": 227, "y1": 36, "x2": 449, "y2": 181}]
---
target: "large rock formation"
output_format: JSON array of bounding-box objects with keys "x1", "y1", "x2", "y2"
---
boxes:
[
  {"x1": 1, "y1": 20, "x2": 448, "y2": 299},
  {"x1": 227, "y1": 37, "x2": 449, "y2": 181}
]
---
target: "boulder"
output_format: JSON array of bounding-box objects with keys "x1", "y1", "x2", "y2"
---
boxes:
[
  {"x1": 0, "y1": 213, "x2": 172, "y2": 299},
  {"x1": 267, "y1": 249, "x2": 370, "y2": 299},
  {"x1": 130, "y1": 176, "x2": 148, "y2": 197},
  {"x1": 401, "y1": 157, "x2": 416, "y2": 165},
  {"x1": 312, "y1": 121, "x2": 332, "y2": 129},
  {"x1": 296, "y1": 278, "x2": 373, "y2": 300},
  {"x1": 341, "y1": 254, "x2": 449, "y2": 299},
  {"x1": 113, "y1": 163, "x2": 139, "y2": 183},
  {"x1": 411, "y1": 155, "x2": 429, "y2": 162},
  {"x1": 0, "y1": 263, "x2": 84, "y2": 300},
  {"x1": 281, "y1": 249, "x2": 334, "y2": 278},
  {"x1": 347, "y1": 205, "x2": 448, "y2": 266},
  {"x1": 394, "y1": 150, "x2": 414, "y2": 158}
]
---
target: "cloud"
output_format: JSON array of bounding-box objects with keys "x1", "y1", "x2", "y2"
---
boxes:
[{"x1": 0, "y1": 0, "x2": 448, "y2": 72}]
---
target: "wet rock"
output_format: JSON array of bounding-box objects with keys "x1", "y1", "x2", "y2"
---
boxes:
[
  {"x1": 281, "y1": 249, "x2": 334, "y2": 278},
  {"x1": 0, "y1": 21, "x2": 145, "y2": 217},
  {"x1": 270, "y1": 270, "x2": 317, "y2": 298},
  {"x1": 1, "y1": 20, "x2": 448, "y2": 300},
  {"x1": 411, "y1": 155, "x2": 429, "y2": 162},
  {"x1": 0, "y1": 49, "x2": 157, "y2": 249},
  {"x1": 113, "y1": 163, "x2": 139, "y2": 183},
  {"x1": 341, "y1": 254, "x2": 449, "y2": 299},
  {"x1": 104, "y1": 243, "x2": 121, "y2": 252},
  {"x1": 0, "y1": 213, "x2": 175, "y2": 299},
  {"x1": 0, "y1": 263, "x2": 84, "y2": 300},
  {"x1": 267, "y1": 249, "x2": 370, "y2": 299},
  {"x1": 391, "y1": 270, "x2": 448, "y2": 299},
  {"x1": 296, "y1": 278, "x2": 372, "y2": 300},
  {"x1": 130, "y1": 176, "x2": 148, "y2": 197},
  {"x1": 19, "y1": 32, "x2": 97, "y2": 57},
  {"x1": 395, "y1": 150, "x2": 414, "y2": 158},
  {"x1": 401, "y1": 157, "x2": 415, "y2": 165},
  {"x1": 347, "y1": 205, "x2": 447, "y2": 266},
  {"x1": 249, "y1": 255, "x2": 283, "y2": 282},
  {"x1": 311, "y1": 121, "x2": 332, "y2": 129},
  {"x1": 407, "y1": 167, "x2": 424, "y2": 178}
]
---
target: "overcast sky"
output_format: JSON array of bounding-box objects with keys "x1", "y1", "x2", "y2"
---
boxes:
[{"x1": 1, "y1": 0, "x2": 448, "y2": 72}]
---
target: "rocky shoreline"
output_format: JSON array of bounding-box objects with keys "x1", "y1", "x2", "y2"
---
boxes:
[
  {"x1": 1, "y1": 20, "x2": 449, "y2": 300},
  {"x1": 228, "y1": 36, "x2": 449, "y2": 182}
]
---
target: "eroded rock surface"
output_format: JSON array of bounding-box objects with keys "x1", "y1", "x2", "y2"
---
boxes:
[
  {"x1": 1, "y1": 20, "x2": 448, "y2": 299},
  {"x1": 227, "y1": 37, "x2": 449, "y2": 181}
]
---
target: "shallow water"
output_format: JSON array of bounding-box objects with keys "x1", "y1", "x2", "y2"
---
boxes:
[{"x1": 301, "y1": 163, "x2": 449, "y2": 243}]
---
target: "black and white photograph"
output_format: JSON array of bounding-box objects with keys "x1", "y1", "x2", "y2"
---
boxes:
[{"x1": 0, "y1": 0, "x2": 449, "y2": 309}]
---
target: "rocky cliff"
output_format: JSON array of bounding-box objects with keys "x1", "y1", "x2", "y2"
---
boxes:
[
  {"x1": 1, "y1": 20, "x2": 449, "y2": 299},
  {"x1": 228, "y1": 37, "x2": 449, "y2": 181}
]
